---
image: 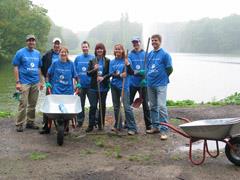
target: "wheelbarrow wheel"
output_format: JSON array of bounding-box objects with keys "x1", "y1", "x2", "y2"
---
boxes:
[
  {"x1": 57, "y1": 124, "x2": 64, "y2": 146},
  {"x1": 225, "y1": 136, "x2": 240, "y2": 166}
]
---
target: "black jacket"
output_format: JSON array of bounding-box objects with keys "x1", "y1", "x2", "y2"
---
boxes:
[
  {"x1": 41, "y1": 49, "x2": 54, "y2": 78},
  {"x1": 87, "y1": 57, "x2": 111, "y2": 90}
]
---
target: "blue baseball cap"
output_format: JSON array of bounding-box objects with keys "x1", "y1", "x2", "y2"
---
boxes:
[{"x1": 131, "y1": 36, "x2": 141, "y2": 42}]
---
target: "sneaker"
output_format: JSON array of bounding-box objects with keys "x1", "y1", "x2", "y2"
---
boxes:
[
  {"x1": 26, "y1": 122, "x2": 39, "y2": 130},
  {"x1": 128, "y1": 130, "x2": 136, "y2": 135},
  {"x1": 85, "y1": 126, "x2": 93, "y2": 133},
  {"x1": 111, "y1": 127, "x2": 120, "y2": 133},
  {"x1": 160, "y1": 133, "x2": 168, "y2": 140},
  {"x1": 16, "y1": 125, "x2": 23, "y2": 132},
  {"x1": 39, "y1": 128, "x2": 50, "y2": 134},
  {"x1": 77, "y1": 122, "x2": 83, "y2": 128},
  {"x1": 146, "y1": 128, "x2": 160, "y2": 134}
]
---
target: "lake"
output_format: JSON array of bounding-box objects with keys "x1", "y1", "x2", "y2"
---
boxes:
[{"x1": 1, "y1": 53, "x2": 240, "y2": 112}]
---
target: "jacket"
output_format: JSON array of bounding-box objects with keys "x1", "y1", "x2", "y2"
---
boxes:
[{"x1": 87, "y1": 57, "x2": 111, "y2": 90}]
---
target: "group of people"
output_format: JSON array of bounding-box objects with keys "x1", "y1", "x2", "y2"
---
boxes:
[{"x1": 12, "y1": 34, "x2": 173, "y2": 140}]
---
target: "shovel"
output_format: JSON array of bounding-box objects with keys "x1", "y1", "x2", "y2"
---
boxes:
[{"x1": 131, "y1": 37, "x2": 150, "y2": 108}]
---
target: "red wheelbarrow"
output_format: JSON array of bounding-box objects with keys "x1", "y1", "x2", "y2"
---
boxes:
[{"x1": 161, "y1": 117, "x2": 240, "y2": 165}]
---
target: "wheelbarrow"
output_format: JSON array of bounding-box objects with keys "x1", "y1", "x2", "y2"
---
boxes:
[
  {"x1": 40, "y1": 92, "x2": 82, "y2": 146},
  {"x1": 160, "y1": 117, "x2": 240, "y2": 165}
]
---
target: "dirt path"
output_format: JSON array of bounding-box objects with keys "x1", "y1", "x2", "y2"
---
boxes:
[{"x1": 1, "y1": 105, "x2": 240, "y2": 180}]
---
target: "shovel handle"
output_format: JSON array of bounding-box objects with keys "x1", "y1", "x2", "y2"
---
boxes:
[{"x1": 47, "y1": 87, "x2": 51, "y2": 95}]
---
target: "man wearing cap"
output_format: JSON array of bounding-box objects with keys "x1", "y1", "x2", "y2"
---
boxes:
[
  {"x1": 12, "y1": 34, "x2": 43, "y2": 132},
  {"x1": 39, "y1": 37, "x2": 62, "y2": 134},
  {"x1": 128, "y1": 36, "x2": 152, "y2": 131},
  {"x1": 74, "y1": 41, "x2": 94, "y2": 127},
  {"x1": 146, "y1": 34, "x2": 173, "y2": 140}
]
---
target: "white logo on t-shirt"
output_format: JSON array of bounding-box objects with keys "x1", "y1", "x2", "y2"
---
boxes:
[
  {"x1": 60, "y1": 75, "x2": 64, "y2": 80},
  {"x1": 30, "y1": 63, "x2": 35, "y2": 68},
  {"x1": 136, "y1": 65, "x2": 140, "y2": 70},
  {"x1": 82, "y1": 67, "x2": 86, "y2": 72}
]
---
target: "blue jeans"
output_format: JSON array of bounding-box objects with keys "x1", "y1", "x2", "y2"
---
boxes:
[
  {"x1": 147, "y1": 86, "x2": 168, "y2": 132},
  {"x1": 111, "y1": 85, "x2": 137, "y2": 132}
]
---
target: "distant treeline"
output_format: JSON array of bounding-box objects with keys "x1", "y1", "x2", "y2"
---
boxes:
[
  {"x1": 0, "y1": 0, "x2": 51, "y2": 59},
  {"x1": 87, "y1": 14, "x2": 142, "y2": 53},
  {"x1": 153, "y1": 14, "x2": 240, "y2": 54}
]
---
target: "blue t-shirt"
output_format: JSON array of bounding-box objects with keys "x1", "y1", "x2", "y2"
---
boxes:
[
  {"x1": 52, "y1": 52, "x2": 59, "y2": 64},
  {"x1": 128, "y1": 49, "x2": 146, "y2": 87},
  {"x1": 74, "y1": 54, "x2": 94, "y2": 88},
  {"x1": 146, "y1": 48, "x2": 172, "y2": 87},
  {"x1": 12, "y1": 47, "x2": 42, "y2": 84},
  {"x1": 90, "y1": 58, "x2": 108, "y2": 92},
  {"x1": 48, "y1": 60, "x2": 77, "y2": 95},
  {"x1": 109, "y1": 58, "x2": 131, "y2": 91}
]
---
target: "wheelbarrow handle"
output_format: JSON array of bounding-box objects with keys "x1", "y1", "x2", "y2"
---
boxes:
[
  {"x1": 160, "y1": 122, "x2": 190, "y2": 138},
  {"x1": 176, "y1": 117, "x2": 191, "y2": 123},
  {"x1": 74, "y1": 88, "x2": 79, "y2": 95}
]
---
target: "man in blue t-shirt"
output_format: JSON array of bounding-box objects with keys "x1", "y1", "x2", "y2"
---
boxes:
[
  {"x1": 74, "y1": 41, "x2": 94, "y2": 127},
  {"x1": 40, "y1": 37, "x2": 62, "y2": 134},
  {"x1": 146, "y1": 34, "x2": 173, "y2": 140},
  {"x1": 12, "y1": 35, "x2": 43, "y2": 132},
  {"x1": 128, "y1": 37, "x2": 152, "y2": 131}
]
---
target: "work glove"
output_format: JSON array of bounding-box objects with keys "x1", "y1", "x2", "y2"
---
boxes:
[
  {"x1": 13, "y1": 91, "x2": 21, "y2": 101},
  {"x1": 76, "y1": 83, "x2": 81, "y2": 89},
  {"x1": 138, "y1": 70, "x2": 145, "y2": 76},
  {"x1": 45, "y1": 82, "x2": 52, "y2": 88},
  {"x1": 140, "y1": 79, "x2": 147, "y2": 87}
]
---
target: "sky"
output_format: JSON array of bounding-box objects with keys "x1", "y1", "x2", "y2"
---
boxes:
[{"x1": 32, "y1": 0, "x2": 240, "y2": 32}]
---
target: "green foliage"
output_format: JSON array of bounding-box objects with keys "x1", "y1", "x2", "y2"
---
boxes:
[
  {"x1": 167, "y1": 99, "x2": 196, "y2": 107},
  {"x1": 208, "y1": 92, "x2": 240, "y2": 105},
  {"x1": 0, "y1": 112, "x2": 12, "y2": 118},
  {"x1": 104, "y1": 145, "x2": 122, "y2": 159},
  {"x1": 95, "y1": 138, "x2": 105, "y2": 147},
  {"x1": 0, "y1": 0, "x2": 51, "y2": 58},
  {"x1": 128, "y1": 154, "x2": 150, "y2": 162},
  {"x1": 79, "y1": 149, "x2": 96, "y2": 156},
  {"x1": 154, "y1": 14, "x2": 240, "y2": 54},
  {"x1": 87, "y1": 13, "x2": 142, "y2": 53},
  {"x1": 29, "y1": 152, "x2": 47, "y2": 160}
]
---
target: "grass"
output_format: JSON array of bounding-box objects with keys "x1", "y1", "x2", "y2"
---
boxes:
[
  {"x1": 79, "y1": 149, "x2": 96, "y2": 156},
  {"x1": 104, "y1": 145, "x2": 122, "y2": 159},
  {"x1": 167, "y1": 92, "x2": 240, "y2": 107},
  {"x1": 0, "y1": 111, "x2": 12, "y2": 118},
  {"x1": 94, "y1": 138, "x2": 106, "y2": 148},
  {"x1": 207, "y1": 92, "x2": 240, "y2": 105},
  {"x1": 128, "y1": 154, "x2": 150, "y2": 162},
  {"x1": 167, "y1": 99, "x2": 196, "y2": 107},
  {"x1": 29, "y1": 152, "x2": 48, "y2": 160}
]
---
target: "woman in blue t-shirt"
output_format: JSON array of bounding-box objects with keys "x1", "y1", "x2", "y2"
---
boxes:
[
  {"x1": 110, "y1": 44, "x2": 138, "y2": 135},
  {"x1": 46, "y1": 47, "x2": 79, "y2": 95},
  {"x1": 86, "y1": 43, "x2": 110, "y2": 132}
]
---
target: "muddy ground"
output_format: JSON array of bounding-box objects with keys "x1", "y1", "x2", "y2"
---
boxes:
[{"x1": 1, "y1": 105, "x2": 240, "y2": 180}]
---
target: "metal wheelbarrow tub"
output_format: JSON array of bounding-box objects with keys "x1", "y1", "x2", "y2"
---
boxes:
[
  {"x1": 40, "y1": 94, "x2": 82, "y2": 119},
  {"x1": 179, "y1": 118, "x2": 240, "y2": 140}
]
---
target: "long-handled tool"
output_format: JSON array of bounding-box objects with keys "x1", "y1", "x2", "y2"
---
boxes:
[
  {"x1": 132, "y1": 37, "x2": 150, "y2": 108},
  {"x1": 117, "y1": 50, "x2": 128, "y2": 130},
  {"x1": 97, "y1": 78, "x2": 104, "y2": 129}
]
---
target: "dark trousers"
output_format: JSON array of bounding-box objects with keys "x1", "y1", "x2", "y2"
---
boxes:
[
  {"x1": 130, "y1": 86, "x2": 152, "y2": 129},
  {"x1": 88, "y1": 90, "x2": 108, "y2": 127},
  {"x1": 42, "y1": 88, "x2": 50, "y2": 130},
  {"x1": 77, "y1": 87, "x2": 91, "y2": 124}
]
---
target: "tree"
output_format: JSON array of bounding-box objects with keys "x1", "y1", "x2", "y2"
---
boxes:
[{"x1": 0, "y1": 0, "x2": 51, "y2": 59}]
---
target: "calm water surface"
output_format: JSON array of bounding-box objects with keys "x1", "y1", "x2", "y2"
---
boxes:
[{"x1": 1, "y1": 53, "x2": 240, "y2": 112}]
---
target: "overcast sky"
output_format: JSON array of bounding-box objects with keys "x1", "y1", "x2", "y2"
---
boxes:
[{"x1": 32, "y1": 0, "x2": 240, "y2": 32}]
